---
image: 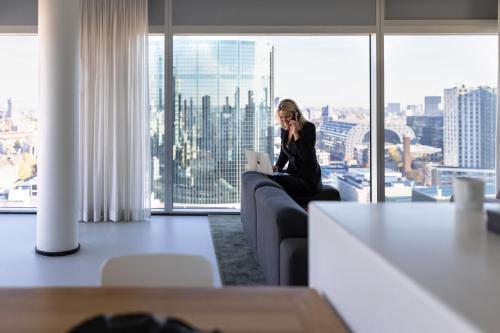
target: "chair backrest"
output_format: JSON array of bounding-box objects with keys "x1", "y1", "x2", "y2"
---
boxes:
[{"x1": 100, "y1": 254, "x2": 214, "y2": 287}]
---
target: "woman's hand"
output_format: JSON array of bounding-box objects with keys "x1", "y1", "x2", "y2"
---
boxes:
[{"x1": 289, "y1": 120, "x2": 301, "y2": 141}]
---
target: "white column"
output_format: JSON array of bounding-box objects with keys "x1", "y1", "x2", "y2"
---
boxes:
[{"x1": 36, "y1": 0, "x2": 80, "y2": 255}]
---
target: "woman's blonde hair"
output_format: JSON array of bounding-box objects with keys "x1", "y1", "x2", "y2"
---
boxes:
[{"x1": 276, "y1": 99, "x2": 307, "y2": 129}]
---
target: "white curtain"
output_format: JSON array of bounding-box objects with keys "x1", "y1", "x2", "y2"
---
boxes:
[{"x1": 79, "y1": 0, "x2": 150, "y2": 222}]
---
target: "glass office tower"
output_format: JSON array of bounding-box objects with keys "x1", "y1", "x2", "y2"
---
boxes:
[
  {"x1": 173, "y1": 38, "x2": 273, "y2": 208},
  {"x1": 149, "y1": 36, "x2": 165, "y2": 208}
]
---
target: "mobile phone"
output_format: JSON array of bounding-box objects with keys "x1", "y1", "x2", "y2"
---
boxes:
[{"x1": 295, "y1": 111, "x2": 300, "y2": 120}]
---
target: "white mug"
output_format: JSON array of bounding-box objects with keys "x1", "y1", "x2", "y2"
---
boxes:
[{"x1": 452, "y1": 176, "x2": 485, "y2": 212}]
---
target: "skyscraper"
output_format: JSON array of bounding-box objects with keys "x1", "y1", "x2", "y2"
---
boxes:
[
  {"x1": 149, "y1": 37, "x2": 165, "y2": 207},
  {"x1": 274, "y1": 96, "x2": 280, "y2": 109},
  {"x1": 406, "y1": 116, "x2": 443, "y2": 149},
  {"x1": 424, "y1": 96, "x2": 441, "y2": 116},
  {"x1": 321, "y1": 105, "x2": 329, "y2": 124},
  {"x1": 173, "y1": 39, "x2": 273, "y2": 207},
  {"x1": 6, "y1": 99, "x2": 12, "y2": 118},
  {"x1": 443, "y1": 86, "x2": 497, "y2": 169},
  {"x1": 386, "y1": 103, "x2": 401, "y2": 115}
]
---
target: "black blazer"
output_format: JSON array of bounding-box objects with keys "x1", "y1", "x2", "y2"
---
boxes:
[{"x1": 275, "y1": 121, "x2": 322, "y2": 192}]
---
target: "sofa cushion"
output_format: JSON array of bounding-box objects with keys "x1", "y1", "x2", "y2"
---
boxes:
[
  {"x1": 240, "y1": 171, "x2": 282, "y2": 256},
  {"x1": 255, "y1": 186, "x2": 307, "y2": 285}
]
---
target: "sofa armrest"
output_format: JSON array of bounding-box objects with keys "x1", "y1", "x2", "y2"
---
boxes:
[
  {"x1": 240, "y1": 171, "x2": 282, "y2": 256},
  {"x1": 256, "y1": 186, "x2": 308, "y2": 240},
  {"x1": 255, "y1": 186, "x2": 307, "y2": 285},
  {"x1": 280, "y1": 238, "x2": 308, "y2": 286}
]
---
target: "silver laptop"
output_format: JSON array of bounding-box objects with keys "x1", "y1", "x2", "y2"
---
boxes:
[{"x1": 245, "y1": 151, "x2": 274, "y2": 175}]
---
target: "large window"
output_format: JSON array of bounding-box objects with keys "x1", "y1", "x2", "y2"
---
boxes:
[
  {"x1": 7, "y1": 34, "x2": 495, "y2": 210},
  {"x1": 0, "y1": 35, "x2": 166, "y2": 210},
  {"x1": 384, "y1": 35, "x2": 498, "y2": 202},
  {"x1": 0, "y1": 35, "x2": 370, "y2": 210},
  {"x1": 172, "y1": 36, "x2": 370, "y2": 208},
  {"x1": 0, "y1": 36, "x2": 38, "y2": 208}
]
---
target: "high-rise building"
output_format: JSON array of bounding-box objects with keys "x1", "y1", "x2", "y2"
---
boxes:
[
  {"x1": 406, "y1": 116, "x2": 443, "y2": 149},
  {"x1": 320, "y1": 120, "x2": 358, "y2": 161},
  {"x1": 406, "y1": 104, "x2": 424, "y2": 116},
  {"x1": 443, "y1": 86, "x2": 497, "y2": 169},
  {"x1": 149, "y1": 37, "x2": 166, "y2": 206},
  {"x1": 274, "y1": 96, "x2": 280, "y2": 108},
  {"x1": 386, "y1": 103, "x2": 401, "y2": 115},
  {"x1": 6, "y1": 99, "x2": 12, "y2": 118},
  {"x1": 172, "y1": 39, "x2": 273, "y2": 207},
  {"x1": 321, "y1": 105, "x2": 329, "y2": 124},
  {"x1": 424, "y1": 96, "x2": 441, "y2": 116}
]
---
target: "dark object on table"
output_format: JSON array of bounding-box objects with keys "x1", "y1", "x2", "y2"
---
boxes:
[
  {"x1": 486, "y1": 208, "x2": 500, "y2": 234},
  {"x1": 68, "y1": 313, "x2": 222, "y2": 333}
]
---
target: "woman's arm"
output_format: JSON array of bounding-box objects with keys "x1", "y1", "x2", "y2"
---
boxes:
[
  {"x1": 274, "y1": 128, "x2": 288, "y2": 171},
  {"x1": 274, "y1": 149, "x2": 288, "y2": 171},
  {"x1": 290, "y1": 122, "x2": 316, "y2": 165}
]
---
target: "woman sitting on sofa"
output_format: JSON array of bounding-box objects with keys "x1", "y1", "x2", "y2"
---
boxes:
[{"x1": 271, "y1": 99, "x2": 322, "y2": 197}]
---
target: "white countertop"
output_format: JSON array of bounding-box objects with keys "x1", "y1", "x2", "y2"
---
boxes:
[{"x1": 311, "y1": 202, "x2": 500, "y2": 333}]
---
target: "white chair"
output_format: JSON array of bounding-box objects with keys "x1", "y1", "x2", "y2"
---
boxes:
[{"x1": 100, "y1": 254, "x2": 214, "y2": 287}]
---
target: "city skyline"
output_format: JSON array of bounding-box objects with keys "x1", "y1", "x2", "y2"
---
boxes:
[
  {"x1": 0, "y1": 35, "x2": 499, "y2": 207},
  {"x1": 1, "y1": 35, "x2": 497, "y2": 111}
]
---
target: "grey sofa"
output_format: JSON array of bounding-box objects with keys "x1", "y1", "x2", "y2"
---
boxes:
[
  {"x1": 241, "y1": 171, "x2": 340, "y2": 286},
  {"x1": 255, "y1": 185, "x2": 308, "y2": 285}
]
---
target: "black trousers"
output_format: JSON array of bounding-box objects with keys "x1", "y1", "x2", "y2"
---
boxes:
[{"x1": 270, "y1": 175, "x2": 317, "y2": 197}]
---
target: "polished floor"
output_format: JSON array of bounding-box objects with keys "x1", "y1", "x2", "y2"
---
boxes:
[{"x1": 0, "y1": 214, "x2": 221, "y2": 287}]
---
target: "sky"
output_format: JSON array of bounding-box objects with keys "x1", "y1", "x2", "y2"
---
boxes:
[
  {"x1": 264, "y1": 35, "x2": 497, "y2": 109},
  {"x1": 0, "y1": 36, "x2": 38, "y2": 110},
  {"x1": 385, "y1": 35, "x2": 497, "y2": 108},
  {"x1": 270, "y1": 36, "x2": 370, "y2": 109},
  {"x1": 0, "y1": 35, "x2": 497, "y2": 111}
]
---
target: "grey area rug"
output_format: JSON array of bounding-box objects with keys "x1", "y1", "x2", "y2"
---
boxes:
[{"x1": 208, "y1": 215, "x2": 266, "y2": 286}]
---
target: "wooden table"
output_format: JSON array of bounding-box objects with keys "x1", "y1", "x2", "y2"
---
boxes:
[{"x1": 0, "y1": 287, "x2": 348, "y2": 333}]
